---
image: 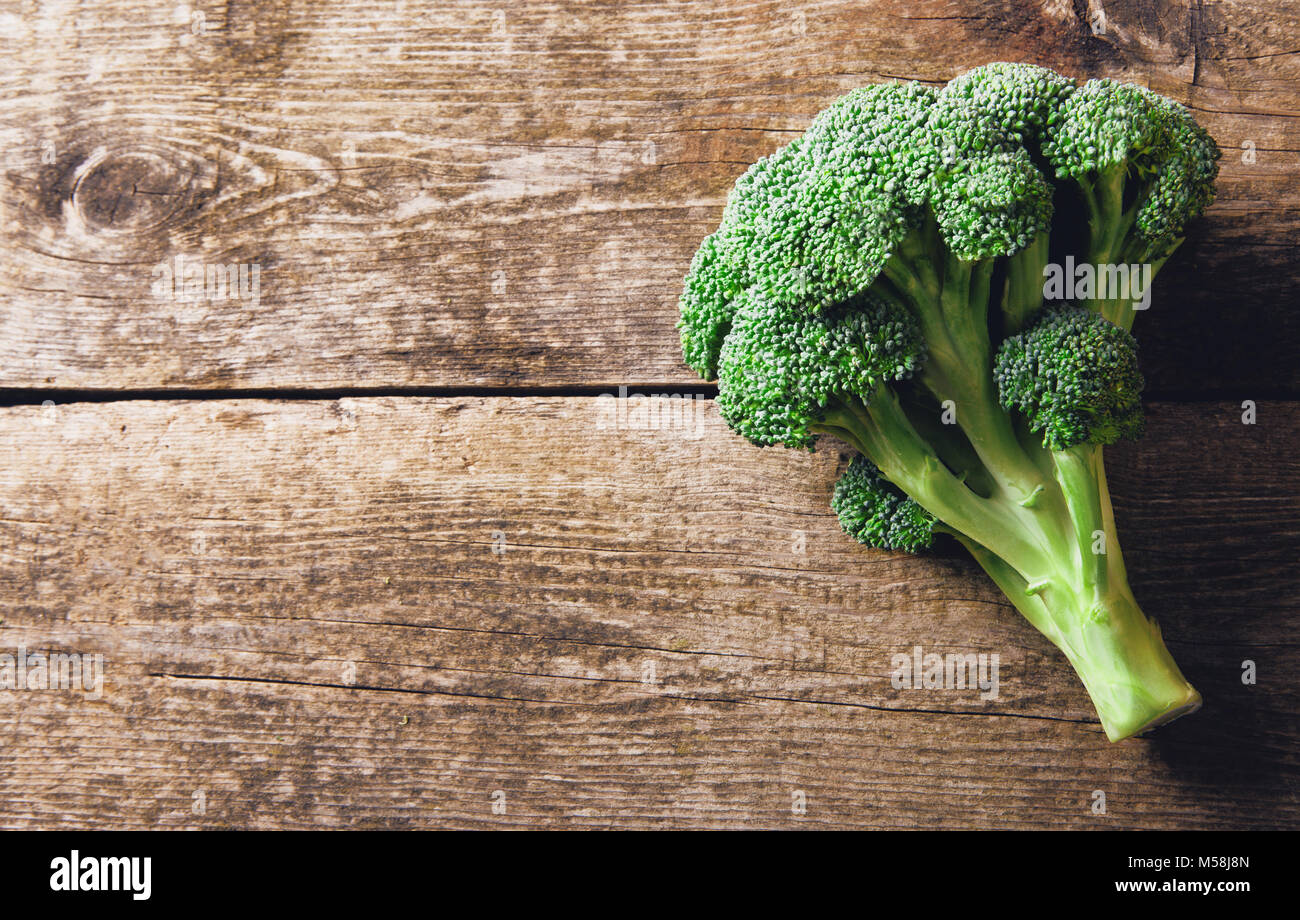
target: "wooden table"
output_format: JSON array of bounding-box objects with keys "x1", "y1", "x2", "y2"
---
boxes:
[{"x1": 1, "y1": 0, "x2": 1295, "y2": 829}]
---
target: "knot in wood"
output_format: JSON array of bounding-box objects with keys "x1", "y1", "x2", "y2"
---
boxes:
[{"x1": 71, "y1": 146, "x2": 201, "y2": 235}]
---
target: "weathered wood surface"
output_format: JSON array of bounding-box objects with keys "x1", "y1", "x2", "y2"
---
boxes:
[
  {"x1": 1, "y1": 0, "x2": 1298, "y2": 393},
  {"x1": 1, "y1": 0, "x2": 1297, "y2": 831},
  {"x1": 0, "y1": 397, "x2": 1295, "y2": 829}
]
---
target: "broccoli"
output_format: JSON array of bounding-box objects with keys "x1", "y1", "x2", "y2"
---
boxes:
[{"x1": 677, "y1": 63, "x2": 1219, "y2": 741}]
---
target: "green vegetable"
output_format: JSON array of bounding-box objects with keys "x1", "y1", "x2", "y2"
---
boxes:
[{"x1": 678, "y1": 63, "x2": 1219, "y2": 741}]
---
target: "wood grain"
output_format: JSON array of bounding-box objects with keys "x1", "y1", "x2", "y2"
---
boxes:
[
  {"x1": 0, "y1": 0, "x2": 1297, "y2": 393},
  {"x1": 0, "y1": 396, "x2": 1294, "y2": 828}
]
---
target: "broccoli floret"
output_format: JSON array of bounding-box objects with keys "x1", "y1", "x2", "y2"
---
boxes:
[
  {"x1": 716, "y1": 290, "x2": 925, "y2": 450},
  {"x1": 1043, "y1": 79, "x2": 1220, "y2": 326},
  {"x1": 995, "y1": 306, "x2": 1145, "y2": 450},
  {"x1": 677, "y1": 82, "x2": 936, "y2": 379},
  {"x1": 677, "y1": 63, "x2": 1217, "y2": 741},
  {"x1": 679, "y1": 232, "x2": 741, "y2": 378},
  {"x1": 925, "y1": 63, "x2": 1071, "y2": 261},
  {"x1": 832, "y1": 455, "x2": 935, "y2": 553},
  {"x1": 929, "y1": 62, "x2": 1074, "y2": 146}
]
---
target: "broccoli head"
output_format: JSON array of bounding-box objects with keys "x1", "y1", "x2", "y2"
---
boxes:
[{"x1": 677, "y1": 63, "x2": 1219, "y2": 741}]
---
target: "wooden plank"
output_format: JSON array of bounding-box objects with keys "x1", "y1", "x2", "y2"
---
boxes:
[
  {"x1": 1, "y1": 0, "x2": 1298, "y2": 393},
  {"x1": 0, "y1": 396, "x2": 1295, "y2": 828}
]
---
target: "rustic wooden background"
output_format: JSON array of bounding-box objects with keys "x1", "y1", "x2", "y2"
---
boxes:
[{"x1": 0, "y1": 0, "x2": 1296, "y2": 829}]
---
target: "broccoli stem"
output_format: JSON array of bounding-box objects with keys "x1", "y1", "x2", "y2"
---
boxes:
[
  {"x1": 897, "y1": 390, "x2": 996, "y2": 497},
  {"x1": 952, "y1": 529, "x2": 1200, "y2": 740},
  {"x1": 882, "y1": 223, "x2": 1049, "y2": 504},
  {"x1": 836, "y1": 372, "x2": 1200, "y2": 740},
  {"x1": 1000, "y1": 231, "x2": 1050, "y2": 335},
  {"x1": 1057, "y1": 591, "x2": 1201, "y2": 741},
  {"x1": 822, "y1": 392, "x2": 1043, "y2": 573},
  {"x1": 1087, "y1": 246, "x2": 1178, "y2": 332},
  {"x1": 838, "y1": 211, "x2": 1200, "y2": 741},
  {"x1": 1076, "y1": 166, "x2": 1190, "y2": 331},
  {"x1": 1050, "y1": 444, "x2": 1110, "y2": 596},
  {"x1": 942, "y1": 443, "x2": 1200, "y2": 741},
  {"x1": 1080, "y1": 164, "x2": 1131, "y2": 266},
  {"x1": 1077, "y1": 165, "x2": 1143, "y2": 329}
]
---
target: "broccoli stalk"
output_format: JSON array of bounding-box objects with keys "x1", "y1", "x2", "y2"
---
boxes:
[
  {"x1": 949, "y1": 490, "x2": 1202, "y2": 741},
  {"x1": 824, "y1": 297, "x2": 1196, "y2": 740},
  {"x1": 678, "y1": 63, "x2": 1219, "y2": 740}
]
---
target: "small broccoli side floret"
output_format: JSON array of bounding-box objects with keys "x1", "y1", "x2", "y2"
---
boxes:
[
  {"x1": 832, "y1": 455, "x2": 935, "y2": 553},
  {"x1": 677, "y1": 64, "x2": 1216, "y2": 741},
  {"x1": 1137, "y1": 109, "x2": 1221, "y2": 251},
  {"x1": 994, "y1": 306, "x2": 1145, "y2": 450}
]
